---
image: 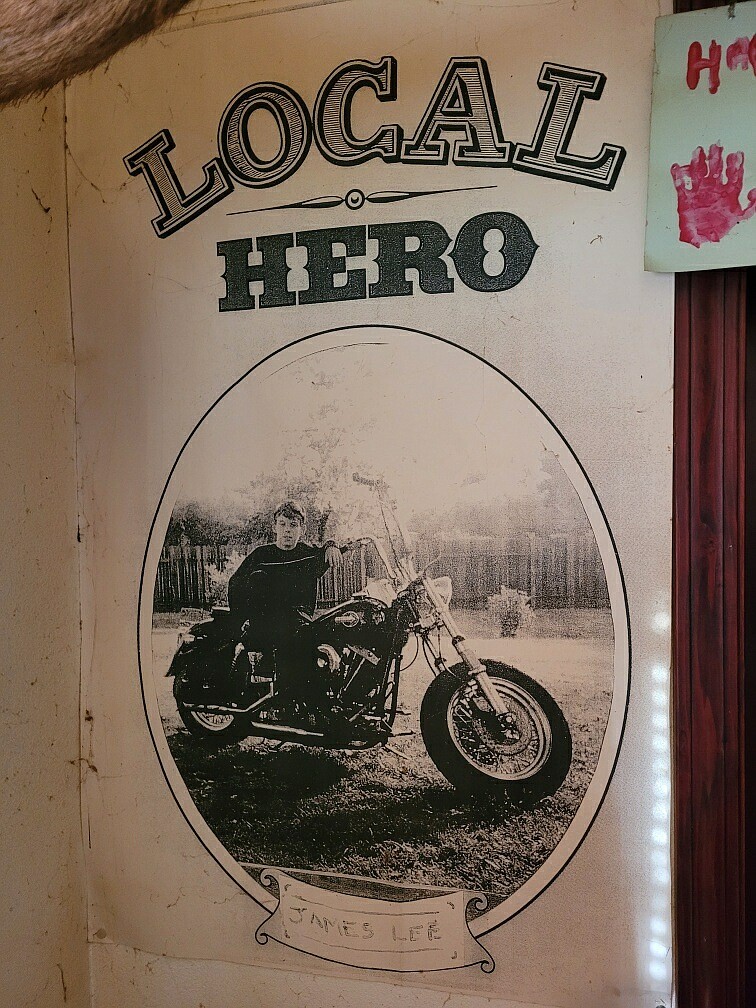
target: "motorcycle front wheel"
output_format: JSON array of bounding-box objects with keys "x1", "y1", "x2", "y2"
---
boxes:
[{"x1": 420, "y1": 661, "x2": 571, "y2": 803}]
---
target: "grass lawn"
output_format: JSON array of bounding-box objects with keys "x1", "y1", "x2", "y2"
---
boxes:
[{"x1": 151, "y1": 607, "x2": 615, "y2": 906}]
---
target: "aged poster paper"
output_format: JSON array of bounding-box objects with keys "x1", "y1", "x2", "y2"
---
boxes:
[
  {"x1": 67, "y1": 1, "x2": 674, "y2": 1005},
  {"x1": 255, "y1": 870, "x2": 493, "y2": 972}
]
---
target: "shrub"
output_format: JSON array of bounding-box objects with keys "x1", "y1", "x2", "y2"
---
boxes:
[
  {"x1": 206, "y1": 550, "x2": 246, "y2": 607},
  {"x1": 487, "y1": 587, "x2": 532, "y2": 637}
]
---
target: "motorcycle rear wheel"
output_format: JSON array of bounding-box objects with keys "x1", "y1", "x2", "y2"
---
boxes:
[
  {"x1": 174, "y1": 683, "x2": 252, "y2": 743},
  {"x1": 420, "y1": 661, "x2": 571, "y2": 803}
]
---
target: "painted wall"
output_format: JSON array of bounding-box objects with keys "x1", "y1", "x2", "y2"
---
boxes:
[
  {"x1": 0, "y1": 91, "x2": 89, "y2": 1008},
  {"x1": 0, "y1": 2, "x2": 674, "y2": 1007}
]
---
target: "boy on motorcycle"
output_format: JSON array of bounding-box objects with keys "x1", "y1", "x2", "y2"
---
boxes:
[{"x1": 227, "y1": 501, "x2": 343, "y2": 713}]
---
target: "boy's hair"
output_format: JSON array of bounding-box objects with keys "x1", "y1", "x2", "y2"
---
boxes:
[{"x1": 273, "y1": 500, "x2": 306, "y2": 526}]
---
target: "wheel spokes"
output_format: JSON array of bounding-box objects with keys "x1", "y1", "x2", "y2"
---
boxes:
[
  {"x1": 192, "y1": 711, "x2": 236, "y2": 731},
  {"x1": 448, "y1": 678, "x2": 551, "y2": 781}
]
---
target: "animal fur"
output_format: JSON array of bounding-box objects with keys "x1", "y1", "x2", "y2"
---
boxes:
[{"x1": 0, "y1": 0, "x2": 191, "y2": 104}]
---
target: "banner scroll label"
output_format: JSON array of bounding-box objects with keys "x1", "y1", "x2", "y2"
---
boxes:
[{"x1": 255, "y1": 870, "x2": 494, "y2": 973}]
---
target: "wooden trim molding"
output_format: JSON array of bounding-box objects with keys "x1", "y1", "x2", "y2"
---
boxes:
[
  {"x1": 671, "y1": 7, "x2": 747, "y2": 1008},
  {"x1": 673, "y1": 267, "x2": 747, "y2": 1008}
]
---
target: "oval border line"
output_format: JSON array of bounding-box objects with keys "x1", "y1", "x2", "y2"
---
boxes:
[{"x1": 137, "y1": 325, "x2": 631, "y2": 943}]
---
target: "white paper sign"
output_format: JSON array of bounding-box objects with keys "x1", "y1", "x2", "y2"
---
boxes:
[{"x1": 646, "y1": 1, "x2": 756, "y2": 271}]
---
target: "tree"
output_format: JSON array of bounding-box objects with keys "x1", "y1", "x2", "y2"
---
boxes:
[
  {"x1": 234, "y1": 372, "x2": 391, "y2": 543},
  {"x1": 164, "y1": 497, "x2": 247, "y2": 546}
]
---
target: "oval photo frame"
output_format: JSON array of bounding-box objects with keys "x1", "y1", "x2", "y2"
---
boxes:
[{"x1": 138, "y1": 325, "x2": 630, "y2": 940}]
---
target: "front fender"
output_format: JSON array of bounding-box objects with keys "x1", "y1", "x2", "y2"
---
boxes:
[{"x1": 448, "y1": 657, "x2": 523, "y2": 683}]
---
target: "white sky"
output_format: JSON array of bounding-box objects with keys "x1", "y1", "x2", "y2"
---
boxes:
[{"x1": 174, "y1": 331, "x2": 557, "y2": 520}]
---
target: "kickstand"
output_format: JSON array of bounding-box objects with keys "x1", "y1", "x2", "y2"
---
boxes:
[{"x1": 384, "y1": 744, "x2": 410, "y2": 761}]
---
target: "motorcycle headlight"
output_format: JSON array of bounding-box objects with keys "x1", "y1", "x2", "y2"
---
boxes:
[{"x1": 431, "y1": 576, "x2": 453, "y2": 607}]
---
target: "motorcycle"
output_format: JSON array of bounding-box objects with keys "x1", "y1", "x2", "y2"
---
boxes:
[{"x1": 167, "y1": 476, "x2": 571, "y2": 802}]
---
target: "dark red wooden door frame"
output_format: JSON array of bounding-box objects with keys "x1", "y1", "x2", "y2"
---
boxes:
[
  {"x1": 673, "y1": 268, "x2": 746, "y2": 1008},
  {"x1": 671, "y1": 0, "x2": 747, "y2": 997}
]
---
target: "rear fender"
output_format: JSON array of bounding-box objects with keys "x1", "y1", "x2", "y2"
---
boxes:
[{"x1": 167, "y1": 636, "x2": 235, "y2": 680}]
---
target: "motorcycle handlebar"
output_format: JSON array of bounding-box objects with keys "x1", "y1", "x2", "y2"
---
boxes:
[{"x1": 352, "y1": 472, "x2": 388, "y2": 491}]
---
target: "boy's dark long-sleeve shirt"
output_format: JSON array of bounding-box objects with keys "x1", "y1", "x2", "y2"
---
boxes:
[{"x1": 227, "y1": 542, "x2": 333, "y2": 634}]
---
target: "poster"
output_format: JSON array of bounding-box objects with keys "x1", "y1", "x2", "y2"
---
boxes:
[
  {"x1": 67, "y1": 1, "x2": 674, "y2": 1005},
  {"x1": 646, "y1": 1, "x2": 756, "y2": 272}
]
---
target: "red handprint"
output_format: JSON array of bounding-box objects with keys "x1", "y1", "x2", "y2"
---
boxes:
[{"x1": 670, "y1": 144, "x2": 756, "y2": 248}]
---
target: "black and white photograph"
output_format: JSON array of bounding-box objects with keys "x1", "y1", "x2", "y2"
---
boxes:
[{"x1": 143, "y1": 326, "x2": 628, "y2": 935}]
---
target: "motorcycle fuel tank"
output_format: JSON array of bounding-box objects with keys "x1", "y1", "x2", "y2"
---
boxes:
[{"x1": 313, "y1": 597, "x2": 400, "y2": 665}]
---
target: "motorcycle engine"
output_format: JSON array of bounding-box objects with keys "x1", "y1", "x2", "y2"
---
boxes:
[
  {"x1": 311, "y1": 598, "x2": 395, "y2": 703},
  {"x1": 316, "y1": 644, "x2": 341, "y2": 676},
  {"x1": 316, "y1": 642, "x2": 380, "y2": 676}
]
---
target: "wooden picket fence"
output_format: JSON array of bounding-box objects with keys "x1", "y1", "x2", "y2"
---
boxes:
[
  {"x1": 413, "y1": 532, "x2": 609, "y2": 609},
  {"x1": 154, "y1": 544, "x2": 234, "y2": 612},
  {"x1": 153, "y1": 532, "x2": 608, "y2": 612}
]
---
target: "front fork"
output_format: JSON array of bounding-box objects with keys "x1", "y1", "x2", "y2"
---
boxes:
[
  {"x1": 452, "y1": 638, "x2": 509, "y2": 715},
  {"x1": 421, "y1": 576, "x2": 508, "y2": 716}
]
